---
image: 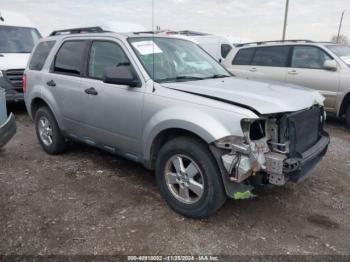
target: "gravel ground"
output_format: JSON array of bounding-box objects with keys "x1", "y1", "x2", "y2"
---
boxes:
[{"x1": 0, "y1": 104, "x2": 349, "y2": 256}]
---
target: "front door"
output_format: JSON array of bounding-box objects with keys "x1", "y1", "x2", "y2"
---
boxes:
[
  {"x1": 80, "y1": 40, "x2": 144, "y2": 154},
  {"x1": 286, "y1": 45, "x2": 340, "y2": 113}
]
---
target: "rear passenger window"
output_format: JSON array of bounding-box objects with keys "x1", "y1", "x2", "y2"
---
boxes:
[
  {"x1": 29, "y1": 41, "x2": 55, "y2": 71},
  {"x1": 232, "y1": 48, "x2": 255, "y2": 65},
  {"x1": 53, "y1": 41, "x2": 88, "y2": 76},
  {"x1": 251, "y1": 46, "x2": 290, "y2": 67},
  {"x1": 221, "y1": 44, "x2": 232, "y2": 59},
  {"x1": 88, "y1": 41, "x2": 130, "y2": 79}
]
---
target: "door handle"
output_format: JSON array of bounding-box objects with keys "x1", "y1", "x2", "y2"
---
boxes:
[
  {"x1": 249, "y1": 68, "x2": 257, "y2": 72},
  {"x1": 46, "y1": 80, "x2": 56, "y2": 87},
  {"x1": 84, "y1": 87, "x2": 98, "y2": 95},
  {"x1": 288, "y1": 70, "x2": 298, "y2": 75}
]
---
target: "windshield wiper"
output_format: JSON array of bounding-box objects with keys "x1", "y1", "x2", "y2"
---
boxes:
[
  {"x1": 206, "y1": 74, "x2": 230, "y2": 79},
  {"x1": 158, "y1": 76, "x2": 205, "y2": 83},
  {"x1": 175, "y1": 76, "x2": 205, "y2": 81}
]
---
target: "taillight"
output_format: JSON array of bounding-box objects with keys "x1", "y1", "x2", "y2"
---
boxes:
[{"x1": 22, "y1": 74, "x2": 27, "y2": 93}]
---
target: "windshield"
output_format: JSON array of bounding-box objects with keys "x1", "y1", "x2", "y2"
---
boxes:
[
  {"x1": 0, "y1": 26, "x2": 41, "y2": 53},
  {"x1": 327, "y1": 45, "x2": 350, "y2": 67},
  {"x1": 128, "y1": 37, "x2": 231, "y2": 83}
]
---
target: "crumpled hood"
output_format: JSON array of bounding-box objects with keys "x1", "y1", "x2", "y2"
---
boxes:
[
  {"x1": 161, "y1": 77, "x2": 324, "y2": 115},
  {"x1": 0, "y1": 53, "x2": 30, "y2": 70}
]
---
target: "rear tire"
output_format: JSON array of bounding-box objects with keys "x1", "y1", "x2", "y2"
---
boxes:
[
  {"x1": 35, "y1": 107, "x2": 67, "y2": 154},
  {"x1": 155, "y1": 137, "x2": 227, "y2": 218},
  {"x1": 346, "y1": 105, "x2": 350, "y2": 129}
]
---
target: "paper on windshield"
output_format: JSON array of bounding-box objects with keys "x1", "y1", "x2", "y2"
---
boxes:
[
  {"x1": 131, "y1": 41, "x2": 163, "y2": 55},
  {"x1": 340, "y1": 56, "x2": 350, "y2": 65}
]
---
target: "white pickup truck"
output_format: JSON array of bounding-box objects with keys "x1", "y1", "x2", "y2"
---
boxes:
[{"x1": 0, "y1": 10, "x2": 41, "y2": 103}]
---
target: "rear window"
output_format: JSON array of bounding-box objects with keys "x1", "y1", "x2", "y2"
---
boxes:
[
  {"x1": 232, "y1": 48, "x2": 255, "y2": 65},
  {"x1": 53, "y1": 40, "x2": 88, "y2": 76},
  {"x1": 29, "y1": 41, "x2": 56, "y2": 71},
  {"x1": 251, "y1": 46, "x2": 290, "y2": 67}
]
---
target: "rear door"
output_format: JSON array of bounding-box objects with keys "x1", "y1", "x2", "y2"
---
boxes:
[
  {"x1": 227, "y1": 47, "x2": 256, "y2": 78},
  {"x1": 79, "y1": 39, "x2": 144, "y2": 154},
  {"x1": 285, "y1": 45, "x2": 340, "y2": 112},
  {"x1": 228, "y1": 46, "x2": 290, "y2": 83},
  {"x1": 48, "y1": 40, "x2": 89, "y2": 132},
  {"x1": 248, "y1": 46, "x2": 290, "y2": 82}
]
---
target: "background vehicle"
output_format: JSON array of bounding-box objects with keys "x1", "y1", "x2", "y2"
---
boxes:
[
  {"x1": 186, "y1": 35, "x2": 234, "y2": 63},
  {"x1": 24, "y1": 28, "x2": 329, "y2": 218},
  {"x1": 0, "y1": 10, "x2": 41, "y2": 103},
  {"x1": 156, "y1": 31, "x2": 234, "y2": 63},
  {"x1": 223, "y1": 40, "x2": 350, "y2": 128}
]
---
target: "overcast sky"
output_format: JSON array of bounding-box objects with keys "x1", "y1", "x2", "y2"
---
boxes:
[{"x1": 1, "y1": 0, "x2": 349, "y2": 41}]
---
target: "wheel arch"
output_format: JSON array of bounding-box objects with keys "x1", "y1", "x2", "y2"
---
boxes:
[
  {"x1": 30, "y1": 96, "x2": 64, "y2": 130},
  {"x1": 147, "y1": 127, "x2": 210, "y2": 170}
]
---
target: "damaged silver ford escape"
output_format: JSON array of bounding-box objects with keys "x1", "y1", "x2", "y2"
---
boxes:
[{"x1": 24, "y1": 27, "x2": 330, "y2": 218}]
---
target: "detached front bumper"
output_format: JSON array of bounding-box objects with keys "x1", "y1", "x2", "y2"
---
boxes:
[
  {"x1": 266, "y1": 132, "x2": 330, "y2": 185},
  {"x1": 0, "y1": 113, "x2": 16, "y2": 148},
  {"x1": 213, "y1": 132, "x2": 330, "y2": 197},
  {"x1": 286, "y1": 132, "x2": 329, "y2": 182}
]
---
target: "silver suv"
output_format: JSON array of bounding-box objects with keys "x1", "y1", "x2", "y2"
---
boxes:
[
  {"x1": 24, "y1": 27, "x2": 330, "y2": 218},
  {"x1": 223, "y1": 40, "x2": 350, "y2": 128}
]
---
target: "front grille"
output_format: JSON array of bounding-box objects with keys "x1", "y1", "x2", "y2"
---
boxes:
[
  {"x1": 4, "y1": 69, "x2": 25, "y2": 90},
  {"x1": 279, "y1": 106, "x2": 322, "y2": 155}
]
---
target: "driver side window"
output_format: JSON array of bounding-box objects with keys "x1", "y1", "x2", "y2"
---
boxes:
[
  {"x1": 291, "y1": 46, "x2": 332, "y2": 70},
  {"x1": 88, "y1": 41, "x2": 130, "y2": 79}
]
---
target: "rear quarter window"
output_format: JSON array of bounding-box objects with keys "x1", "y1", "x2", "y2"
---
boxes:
[
  {"x1": 29, "y1": 41, "x2": 56, "y2": 71},
  {"x1": 232, "y1": 48, "x2": 255, "y2": 65}
]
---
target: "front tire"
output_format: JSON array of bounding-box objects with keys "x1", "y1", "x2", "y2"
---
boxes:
[
  {"x1": 35, "y1": 107, "x2": 67, "y2": 154},
  {"x1": 155, "y1": 137, "x2": 226, "y2": 218}
]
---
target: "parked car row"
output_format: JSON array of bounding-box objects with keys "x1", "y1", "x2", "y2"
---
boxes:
[{"x1": 22, "y1": 26, "x2": 330, "y2": 218}]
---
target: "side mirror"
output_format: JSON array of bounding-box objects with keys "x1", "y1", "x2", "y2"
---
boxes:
[
  {"x1": 323, "y1": 60, "x2": 337, "y2": 71},
  {"x1": 102, "y1": 66, "x2": 140, "y2": 87}
]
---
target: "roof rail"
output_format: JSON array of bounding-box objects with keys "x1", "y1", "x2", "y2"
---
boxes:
[
  {"x1": 133, "y1": 31, "x2": 158, "y2": 35},
  {"x1": 49, "y1": 26, "x2": 105, "y2": 36},
  {"x1": 235, "y1": 39, "x2": 314, "y2": 48}
]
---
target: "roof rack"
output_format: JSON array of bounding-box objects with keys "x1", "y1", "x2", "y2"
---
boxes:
[
  {"x1": 133, "y1": 31, "x2": 158, "y2": 35},
  {"x1": 235, "y1": 39, "x2": 314, "y2": 47},
  {"x1": 49, "y1": 26, "x2": 105, "y2": 36}
]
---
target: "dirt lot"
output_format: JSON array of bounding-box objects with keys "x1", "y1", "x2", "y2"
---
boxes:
[{"x1": 1, "y1": 104, "x2": 350, "y2": 256}]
